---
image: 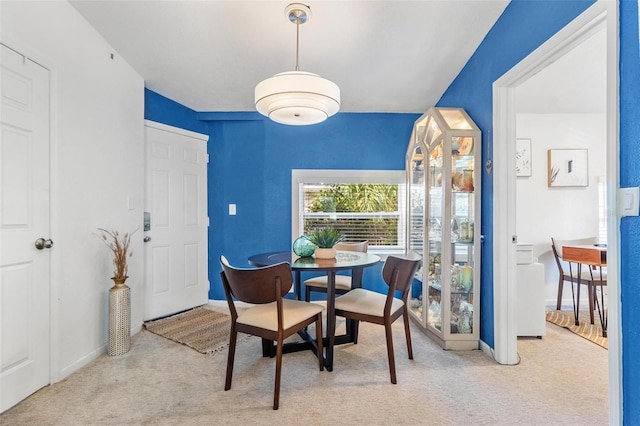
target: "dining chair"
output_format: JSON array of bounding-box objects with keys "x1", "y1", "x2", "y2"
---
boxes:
[
  {"x1": 551, "y1": 237, "x2": 607, "y2": 323},
  {"x1": 333, "y1": 251, "x2": 421, "y2": 384},
  {"x1": 304, "y1": 240, "x2": 369, "y2": 302},
  {"x1": 219, "y1": 256, "x2": 324, "y2": 410}
]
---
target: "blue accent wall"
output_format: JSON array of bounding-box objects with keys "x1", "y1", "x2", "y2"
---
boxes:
[
  {"x1": 619, "y1": 1, "x2": 640, "y2": 422},
  {"x1": 144, "y1": 88, "x2": 208, "y2": 134},
  {"x1": 436, "y1": 0, "x2": 594, "y2": 349},
  {"x1": 203, "y1": 112, "x2": 418, "y2": 299}
]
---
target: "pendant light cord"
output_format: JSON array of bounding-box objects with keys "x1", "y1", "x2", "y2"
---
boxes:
[{"x1": 295, "y1": 21, "x2": 300, "y2": 71}]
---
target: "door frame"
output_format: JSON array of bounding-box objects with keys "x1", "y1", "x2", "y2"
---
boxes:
[{"x1": 492, "y1": 1, "x2": 620, "y2": 423}]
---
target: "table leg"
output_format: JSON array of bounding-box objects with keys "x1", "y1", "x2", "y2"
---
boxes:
[
  {"x1": 569, "y1": 263, "x2": 581, "y2": 326},
  {"x1": 294, "y1": 270, "x2": 301, "y2": 300},
  {"x1": 261, "y1": 338, "x2": 271, "y2": 357},
  {"x1": 348, "y1": 267, "x2": 364, "y2": 343},
  {"x1": 594, "y1": 266, "x2": 607, "y2": 338},
  {"x1": 325, "y1": 270, "x2": 336, "y2": 371}
]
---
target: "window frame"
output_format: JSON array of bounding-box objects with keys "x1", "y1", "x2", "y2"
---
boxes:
[
  {"x1": 597, "y1": 175, "x2": 607, "y2": 244},
  {"x1": 292, "y1": 169, "x2": 407, "y2": 255}
]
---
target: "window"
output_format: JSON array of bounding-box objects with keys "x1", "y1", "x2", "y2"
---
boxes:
[
  {"x1": 292, "y1": 170, "x2": 406, "y2": 255},
  {"x1": 597, "y1": 175, "x2": 607, "y2": 244}
]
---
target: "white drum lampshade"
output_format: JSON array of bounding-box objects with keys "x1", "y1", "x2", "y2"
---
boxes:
[
  {"x1": 255, "y1": 71, "x2": 340, "y2": 126},
  {"x1": 255, "y1": 3, "x2": 340, "y2": 126}
]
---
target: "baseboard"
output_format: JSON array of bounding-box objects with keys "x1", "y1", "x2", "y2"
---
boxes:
[
  {"x1": 55, "y1": 344, "x2": 105, "y2": 383},
  {"x1": 208, "y1": 299, "x2": 328, "y2": 309},
  {"x1": 479, "y1": 339, "x2": 494, "y2": 361},
  {"x1": 545, "y1": 299, "x2": 593, "y2": 310},
  {"x1": 207, "y1": 299, "x2": 252, "y2": 309}
]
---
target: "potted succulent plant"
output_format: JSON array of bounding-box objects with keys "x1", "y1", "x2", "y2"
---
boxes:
[{"x1": 307, "y1": 227, "x2": 344, "y2": 259}]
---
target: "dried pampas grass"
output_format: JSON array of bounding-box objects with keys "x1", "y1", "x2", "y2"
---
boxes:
[{"x1": 98, "y1": 228, "x2": 138, "y2": 281}]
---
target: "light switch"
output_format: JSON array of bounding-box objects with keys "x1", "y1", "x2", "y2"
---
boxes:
[
  {"x1": 229, "y1": 203, "x2": 237, "y2": 216},
  {"x1": 619, "y1": 187, "x2": 640, "y2": 217},
  {"x1": 128, "y1": 196, "x2": 134, "y2": 211},
  {"x1": 625, "y1": 193, "x2": 633, "y2": 209}
]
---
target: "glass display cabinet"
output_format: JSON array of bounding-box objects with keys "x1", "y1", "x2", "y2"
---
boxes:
[{"x1": 406, "y1": 107, "x2": 481, "y2": 350}]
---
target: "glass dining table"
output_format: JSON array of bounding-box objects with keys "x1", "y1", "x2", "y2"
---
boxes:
[{"x1": 248, "y1": 250, "x2": 381, "y2": 371}]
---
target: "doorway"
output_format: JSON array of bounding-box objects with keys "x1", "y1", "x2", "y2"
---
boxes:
[
  {"x1": 492, "y1": 1, "x2": 619, "y2": 423},
  {"x1": 515, "y1": 29, "x2": 607, "y2": 307},
  {"x1": 143, "y1": 120, "x2": 210, "y2": 321}
]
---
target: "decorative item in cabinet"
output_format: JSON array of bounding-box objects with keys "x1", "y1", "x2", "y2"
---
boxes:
[{"x1": 405, "y1": 107, "x2": 481, "y2": 350}]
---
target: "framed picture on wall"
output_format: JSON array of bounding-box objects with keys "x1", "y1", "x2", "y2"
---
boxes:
[
  {"x1": 547, "y1": 149, "x2": 588, "y2": 187},
  {"x1": 516, "y1": 138, "x2": 532, "y2": 177}
]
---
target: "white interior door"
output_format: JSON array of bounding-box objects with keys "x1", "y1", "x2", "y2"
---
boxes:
[
  {"x1": 0, "y1": 44, "x2": 51, "y2": 413},
  {"x1": 143, "y1": 121, "x2": 209, "y2": 320}
]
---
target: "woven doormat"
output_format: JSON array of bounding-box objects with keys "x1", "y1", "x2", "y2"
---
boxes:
[
  {"x1": 545, "y1": 310, "x2": 608, "y2": 349},
  {"x1": 144, "y1": 306, "x2": 235, "y2": 354}
]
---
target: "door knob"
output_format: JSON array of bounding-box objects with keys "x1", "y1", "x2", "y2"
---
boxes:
[{"x1": 35, "y1": 238, "x2": 54, "y2": 250}]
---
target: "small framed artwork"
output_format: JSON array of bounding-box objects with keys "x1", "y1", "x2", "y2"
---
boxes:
[
  {"x1": 547, "y1": 149, "x2": 588, "y2": 187},
  {"x1": 515, "y1": 138, "x2": 532, "y2": 177}
]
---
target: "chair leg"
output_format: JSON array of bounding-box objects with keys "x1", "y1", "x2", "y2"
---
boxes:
[
  {"x1": 273, "y1": 336, "x2": 283, "y2": 410},
  {"x1": 225, "y1": 325, "x2": 237, "y2": 391},
  {"x1": 403, "y1": 311, "x2": 413, "y2": 360},
  {"x1": 384, "y1": 321, "x2": 397, "y2": 384},
  {"x1": 315, "y1": 313, "x2": 324, "y2": 371},
  {"x1": 305, "y1": 285, "x2": 311, "y2": 302},
  {"x1": 556, "y1": 277, "x2": 564, "y2": 310},
  {"x1": 588, "y1": 283, "x2": 595, "y2": 324}
]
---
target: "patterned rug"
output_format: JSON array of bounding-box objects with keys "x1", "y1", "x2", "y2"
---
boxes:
[
  {"x1": 144, "y1": 306, "x2": 235, "y2": 354},
  {"x1": 545, "y1": 309, "x2": 608, "y2": 349}
]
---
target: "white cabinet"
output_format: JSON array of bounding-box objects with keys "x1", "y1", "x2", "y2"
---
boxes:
[
  {"x1": 516, "y1": 263, "x2": 546, "y2": 337},
  {"x1": 406, "y1": 107, "x2": 481, "y2": 350}
]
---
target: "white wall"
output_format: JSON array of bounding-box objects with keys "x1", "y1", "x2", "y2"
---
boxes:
[
  {"x1": 2, "y1": 1, "x2": 144, "y2": 381},
  {"x1": 516, "y1": 113, "x2": 606, "y2": 307}
]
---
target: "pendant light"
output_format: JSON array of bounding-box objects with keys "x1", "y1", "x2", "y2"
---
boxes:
[{"x1": 255, "y1": 3, "x2": 340, "y2": 126}]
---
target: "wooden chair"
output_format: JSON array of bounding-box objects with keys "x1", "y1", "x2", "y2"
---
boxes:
[
  {"x1": 304, "y1": 241, "x2": 369, "y2": 302},
  {"x1": 334, "y1": 251, "x2": 421, "y2": 384},
  {"x1": 219, "y1": 256, "x2": 324, "y2": 410},
  {"x1": 551, "y1": 237, "x2": 607, "y2": 323}
]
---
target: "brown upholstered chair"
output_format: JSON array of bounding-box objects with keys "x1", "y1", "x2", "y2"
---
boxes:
[
  {"x1": 551, "y1": 237, "x2": 607, "y2": 323},
  {"x1": 334, "y1": 251, "x2": 421, "y2": 384},
  {"x1": 219, "y1": 256, "x2": 324, "y2": 410},
  {"x1": 304, "y1": 241, "x2": 369, "y2": 302}
]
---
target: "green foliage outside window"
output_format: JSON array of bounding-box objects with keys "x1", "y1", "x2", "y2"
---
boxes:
[
  {"x1": 305, "y1": 184, "x2": 399, "y2": 246},
  {"x1": 308, "y1": 184, "x2": 397, "y2": 212}
]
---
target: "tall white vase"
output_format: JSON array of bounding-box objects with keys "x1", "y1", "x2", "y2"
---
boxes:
[{"x1": 108, "y1": 278, "x2": 131, "y2": 356}]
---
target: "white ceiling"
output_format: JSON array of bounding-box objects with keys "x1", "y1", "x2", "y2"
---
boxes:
[
  {"x1": 69, "y1": 0, "x2": 510, "y2": 114},
  {"x1": 516, "y1": 28, "x2": 606, "y2": 114}
]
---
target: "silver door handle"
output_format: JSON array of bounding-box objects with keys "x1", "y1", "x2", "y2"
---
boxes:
[{"x1": 35, "y1": 238, "x2": 54, "y2": 250}]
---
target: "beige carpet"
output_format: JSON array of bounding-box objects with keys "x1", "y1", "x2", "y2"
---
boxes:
[
  {"x1": 144, "y1": 306, "x2": 233, "y2": 354},
  {"x1": 1, "y1": 314, "x2": 609, "y2": 425},
  {"x1": 546, "y1": 309, "x2": 607, "y2": 349}
]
